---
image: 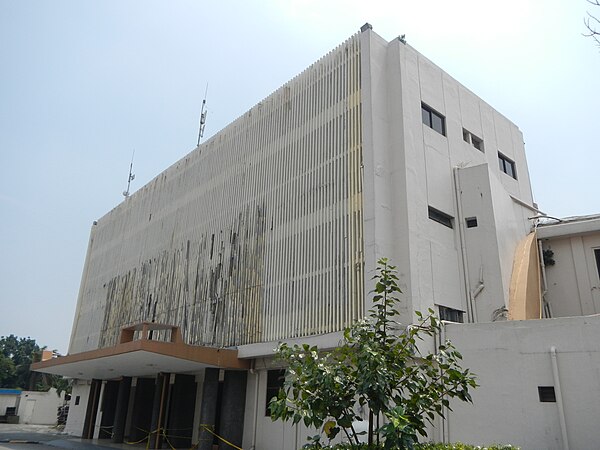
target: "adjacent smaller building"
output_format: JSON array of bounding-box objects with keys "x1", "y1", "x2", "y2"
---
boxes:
[
  {"x1": 537, "y1": 214, "x2": 600, "y2": 317},
  {"x1": 0, "y1": 388, "x2": 65, "y2": 425}
]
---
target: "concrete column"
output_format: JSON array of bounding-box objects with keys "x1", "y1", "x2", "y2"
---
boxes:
[
  {"x1": 149, "y1": 372, "x2": 169, "y2": 450},
  {"x1": 112, "y1": 377, "x2": 132, "y2": 443},
  {"x1": 218, "y1": 370, "x2": 248, "y2": 450},
  {"x1": 127, "y1": 378, "x2": 155, "y2": 443},
  {"x1": 198, "y1": 368, "x2": 220, "y2": 450},
  {"x1": 99, "y1": 380, "x2": 120, "y2": 439},
  {"x1": 82, "y1": 379, "x2": 102, "y2": 439},
  {"x1": 167, "y1": 374, "x2": 197, "y2": 448}
]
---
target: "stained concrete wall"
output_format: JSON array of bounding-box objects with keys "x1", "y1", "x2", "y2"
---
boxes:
[
  {"x1": 444, "y1": 316, "x2": 600, "y2": 450},
  {"x1": 69, "y1": 34, "x2": 365, "y2": 354}
]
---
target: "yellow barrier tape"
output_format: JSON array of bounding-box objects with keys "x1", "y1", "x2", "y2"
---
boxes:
[
  {"x1": 199, "y1": 424, "x2": 243, "y2": 450},
  {"x1": 121, "y1": 423, "x2": 241, "y2": 450}
]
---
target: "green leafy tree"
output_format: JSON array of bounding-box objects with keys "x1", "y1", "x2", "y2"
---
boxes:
[
  {"x1": 0, "y1": 353, "x2": 17, "y2": 387},
  {"x1": 269, "y1": 259, "x2": 477, "y2": 449},
  {"x1": 0, "y1": 335, "x2": 41, "y2": 389},
  {"x1": 0, "y1": 335, "x2": 70, "y2": 394}
]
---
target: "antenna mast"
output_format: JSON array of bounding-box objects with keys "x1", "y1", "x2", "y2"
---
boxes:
[
  {"x1": 122, "y1": 151, "x2": 136, "y2": 199},
  {"x1": 197, "y1": 84, "x2": 209, "y2": 147}
]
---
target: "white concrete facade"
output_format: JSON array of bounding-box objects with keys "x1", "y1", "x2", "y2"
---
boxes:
[{"x1": 359, "y1": 29, "x2": 534, "y2": 327}]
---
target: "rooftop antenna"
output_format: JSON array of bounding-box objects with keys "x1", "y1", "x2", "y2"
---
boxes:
[
  {"x1": 122, "y1": 150, "x2": 135, "y2": 199},
  {"x1": 197, "y1": 83, "x2": 209, "y2": 147}
]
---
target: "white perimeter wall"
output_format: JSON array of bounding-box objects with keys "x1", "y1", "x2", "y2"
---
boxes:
[
  {"x1": 444, "y1": 316, "x2": 600, "y2": 449},
  {"x1": 18, "y1": 388, "x2": 64, "y2": 425}
]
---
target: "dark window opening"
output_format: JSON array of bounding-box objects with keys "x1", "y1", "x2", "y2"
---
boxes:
[
  {"x1": 438, "y1": 306, "x2": 464, "y2": 323},
  {"x1": 498, "y1": 152, "x2": 517, "y2": 179},
  {"x1": 466, "y1": 217, "x2": 478, "y2": 228},
  {"x1": 462, "y1": 129, "x2": 470, "y2": 143},
  {"x1": 594, "y1": 249, "x2": 600, "y2": 279},
  {"x1": 428, "y1": 206, "x2": 453, "y2": 229},
  {"x1": 471, "y1": 134, "x2": 484, "y2": 151},
  {"x1": 75, "y1": 396, "x2": 80, "y2": 406},
  {"x1": 265, "y1": 369, "x2": 286, "y2": 416},
  {"x1": 538, "y1": 386, "x2": 556, "y2": 402},
  {"x1": 462, "y1": 128, "x2": 484, "y2": 152},
  {"x1": 421, "y1": 103, "x2": 446, "y2": 136}
]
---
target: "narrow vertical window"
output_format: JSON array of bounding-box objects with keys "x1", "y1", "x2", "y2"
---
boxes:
[
  {"x1": 265, "y1": 369, "x2": 286, "y2": 416},
  {"x1": 498, "y1": 152, "x2": 517, "y2": 179},
  {"x1": 593, "y1": 249, "x2": 600, "y2": 279}
]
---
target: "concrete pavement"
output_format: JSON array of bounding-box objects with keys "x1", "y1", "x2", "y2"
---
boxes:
[{"x1": 0, "y1": 424, "x2": 132, "y2": 449}]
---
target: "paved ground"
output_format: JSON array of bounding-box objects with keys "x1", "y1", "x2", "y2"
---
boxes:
[{"x1": 0, "y1": 425, "x2": 131, "y2": 450}]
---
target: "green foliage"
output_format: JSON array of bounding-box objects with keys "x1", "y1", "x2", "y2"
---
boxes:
[
  {"x1": 416, "y1": 444, "x2": 518, "y2": 450},
  {"x1": 269, "y1": 259, "x2": 478, "y2": 449},
  {"x1": 301, "y1": 444, "x2": 518, "y2": 450},
  {"x1": 0, "y1": 353, "x2": 17, "y2": 387},
  {"x1": 0, "y1": 334, "x2": 70, "y2": 394},
  {"x1": 0, "y1": 335, "x2": 41, "y2": 389}
]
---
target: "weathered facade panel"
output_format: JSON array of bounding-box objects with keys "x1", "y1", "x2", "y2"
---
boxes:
[{"x1": 70, "y1": 35, "x2": 364, "y2": 353}]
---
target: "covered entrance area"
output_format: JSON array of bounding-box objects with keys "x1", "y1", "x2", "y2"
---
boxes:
[{"x1": 32, "y1": 323, "x2": 250, "y2": 449}]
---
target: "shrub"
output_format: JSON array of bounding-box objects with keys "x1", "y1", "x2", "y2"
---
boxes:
[{"x1": 269, "y1": 259, "x2": 478, "y2": 449}]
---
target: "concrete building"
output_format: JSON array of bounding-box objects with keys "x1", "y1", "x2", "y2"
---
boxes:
[{"x1": 33, "y1": 25, "x2": 596, "y2": 450}]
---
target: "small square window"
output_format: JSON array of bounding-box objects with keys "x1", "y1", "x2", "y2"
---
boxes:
[
  {"x1": 465, "y1": 217, "x2": 478, "y2": 228},
  {"x1": 538, "y1": 386, "x2": 556, "y2": 402},
  {"x1": 462, "y1": 128, "x2": 484, "y2": 152},
  {"x1": 428, "y1": 206, "x2": 453, "y2": 229},
  {"x1": 422, "y1": 103, "x2": 446, "y2": 136}
]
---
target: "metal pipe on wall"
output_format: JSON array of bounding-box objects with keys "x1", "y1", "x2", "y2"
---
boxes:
[{"x1": 550, "y1": 346, "x2": 569, "y2": 450}]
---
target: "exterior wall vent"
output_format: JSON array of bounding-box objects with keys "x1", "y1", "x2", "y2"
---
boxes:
[{"x1": 538, "y1": 386, "x2": 556, "y2": 402}]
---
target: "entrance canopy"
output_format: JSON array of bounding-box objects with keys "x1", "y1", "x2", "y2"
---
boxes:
[{"x1": 31, "y1": 323, "x2": 249, "y2": 380}]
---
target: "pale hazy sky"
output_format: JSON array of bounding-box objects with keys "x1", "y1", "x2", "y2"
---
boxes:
[{"x1": 1, "y1": 0, "x2": 599, "y2": 354}]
